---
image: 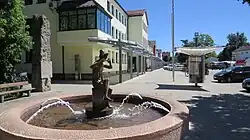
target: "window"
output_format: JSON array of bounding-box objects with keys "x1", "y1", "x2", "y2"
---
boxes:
[
  {"x1": 121, "y1": 33, "x2": 124, "y2": 39},
  {"x1": 37, "y1": 0, "x2": 46, "y2": 4},
  {"x1": 116, "y1": 29, "x2": 118, "y2": 39},
  {"x1": 111, "y1": 5, "x2": 114, "y2": 15},
  {"x1": 59, "y1": 11, "x2": 69, "y2": 31},
  {"x1": 111, "y1": 26, "x2": 114, "y2": 38},
  {"x1": 97, "y1": 10, "x2": 101, "y2": 29},
  {"x1": 116, "y1": 9, "x2": 118, "y2": 19},
  {"x1": 97, "y1": 9, "x2": 111, "y2": 35},
  {"x1": 78, "y1": 10, "x2": 87, "y2": 29},
  {"x1": 25, "y1": 50, "x2": 33, "y2": 63},
  {"x1": 121, "y1": 54, "x2": 124, "y2": 64},
  {"x1": 116, "y1": 52, "x2": 118, "y2": 63},
  {"x1": 68, "y1": 11, "x2": 77, "y2": 30},
  {"x1": 26, "y1": 18, "x2": 32, "y2": 35},
  {"x1": 107, "y1": 1, "x2": 110, "y2": 12},
  {"x1": 119, "y1": 12, "x2": 121, "y2": 21},
  {"x1": 124, "y1": 54, "x2": 127, "y2": 64},
  {"x1": 124, "y1": 17, "x2": 127, "y2": 26},
  {"x1": 59, "y1": 8, "x2": 97, "y2": 31},
  {"x1": 119, "y1": 31, "x2": 121, "y2": 39},
  {"x1": 87, "y1": 9, "x2": 96, "y2": 28},
  {"x1": 107, "y1": 18, "x2": 111, "y2": 35},
  {"x1": 25, "y1": 0, "x2": 33, "y2": 5},
  {"x1": 112, "y1": 51, "x2": 115, "y2": 63},
  {"x1": 104, "y1": 15, "x2": 107, "y2": 33},
  {"x1": 122, "y1": 15, "x2": 124, "y2": 24}
]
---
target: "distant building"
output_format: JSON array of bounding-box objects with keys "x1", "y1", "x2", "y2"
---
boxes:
[
  {"x1": 156, "y1": 49, "x2": 162, "y2": 59},
  {"x1": 232, "y1": 46, "x2": 250, "y2": 65},
  {"x1": 149, "y1": 40, "x2": 156, "y2": 56}
]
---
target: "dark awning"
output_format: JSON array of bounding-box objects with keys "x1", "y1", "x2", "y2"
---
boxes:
[{"x1": 57, "y1": 0, "x2": 96, "y2": 11}]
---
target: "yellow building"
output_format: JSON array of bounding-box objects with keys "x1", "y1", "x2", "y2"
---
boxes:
[{"x1": 17, "y1": 0, "x2": 152, "y2": 80}]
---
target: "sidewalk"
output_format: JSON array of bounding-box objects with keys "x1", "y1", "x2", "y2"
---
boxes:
[{"x1": 1, "y1": 69, "x2": 250, "y2": 140}]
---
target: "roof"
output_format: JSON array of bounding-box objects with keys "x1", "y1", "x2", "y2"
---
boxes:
[
  {"x1": 127, "y1": 9, "x2": 146, "y2": 16},
  {"x1": 57, "y1": 0, "x2": 112, "y2": 18},
  {"x1": 233, "y1": 46, "x2": 250, "y2": 52},
  {"x1": 127, "y1": 9, "x2": 149, "y2": 25}
]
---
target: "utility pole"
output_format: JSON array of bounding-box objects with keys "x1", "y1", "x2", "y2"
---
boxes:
[{"x1": 171, "y1": 0, "x2": 175, "y2": 82}]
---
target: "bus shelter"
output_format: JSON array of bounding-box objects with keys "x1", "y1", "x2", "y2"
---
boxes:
[{"x1": 176, "y1": 47, "x2": 218, "y2": 86}]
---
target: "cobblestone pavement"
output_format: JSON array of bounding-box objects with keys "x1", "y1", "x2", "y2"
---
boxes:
[{"x1": 1, "y1": 69, "x2": 249, "y2": 140}]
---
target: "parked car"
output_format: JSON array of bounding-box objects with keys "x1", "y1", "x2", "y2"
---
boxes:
[
  {"x1": 242, "y1": 78, "x2": 250, "y2": 92},
  {"x1": 213, "y1": 66, "x2": 250, "y2": 83},
  {"x1": 163, "y1": 64, "x2": 172, "y2": 70}
]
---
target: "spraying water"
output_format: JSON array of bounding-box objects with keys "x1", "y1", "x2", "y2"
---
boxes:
[
  {"x1": 117, "y1": 93, "x2": 143, "y2": 110},
  {"x1": 40, "y1": 97, "x2": 66, "y2": 107},
  {"x1": 25, "y1": 93, "x2": 169, "y2": 123},
  {"x1": 26, "y1": 100, "x2": 84, "y2": 123},
  {"x1": 95, "y1": 93, "x2": 143, "y2": 120},
  {"x1": 128, "y1": 101, "x2": 170, "y2": 113}
]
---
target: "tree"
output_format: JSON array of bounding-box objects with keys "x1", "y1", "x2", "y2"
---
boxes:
[
  {"x1": 163, "y1": 55, "x2": 170, "y2": 62},
  {"x1": 206, "y1": 51, "x2": 217, "y2": 58},
  {"x1": 177, "y1": 33, "x2": 215, "y2": 63},
  {"x1": 238, "y1": 0, "x2": 250, "y2": 5},
  {"x1": 218, "y1": 32, "x2": 249, "y2": 61},
  {"x1": 195, "y1": 34, "x2": 214, "y2": 47},
  {"x1": 0, "y1": 0, "x2": 31, "y2": 83}
]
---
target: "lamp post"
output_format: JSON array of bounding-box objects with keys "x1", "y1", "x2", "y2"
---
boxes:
[
  {"x1": 171, "y1": 0, "x2": 175, "y2": 82},
  {"x1": 194, "y1": 32, "x2": 199, "y2": 47}
]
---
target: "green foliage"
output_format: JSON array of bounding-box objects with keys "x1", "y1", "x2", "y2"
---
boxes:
[
  {"x1": 162, "y1": 55, "x2": 170, "y2": 62},
  {"x1": 0, "y1": 0, "x2": 31, "y2": 83},
  {"x1": 218, "y1": 32, "x2": 249, "y2": 61},
  {"x1": 238, "y1": 0, "x2": 250, "y2": 5},
  {"x1": 206, "y1": 51, "x2": 217, "y2": 58}
]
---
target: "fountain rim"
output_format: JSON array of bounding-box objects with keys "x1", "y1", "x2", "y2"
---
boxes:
[{"x1": 0, "y1": 94, "x2": 189, "y2": 140}]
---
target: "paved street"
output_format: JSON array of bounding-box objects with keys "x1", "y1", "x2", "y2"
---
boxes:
[{"x1": 1, "y1": 69, "x2": 250, "y2": 140}]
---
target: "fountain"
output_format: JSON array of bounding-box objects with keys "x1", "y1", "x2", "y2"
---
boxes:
[{"x1": 0, "y1": 50, "x2": 189, "y2": 140}]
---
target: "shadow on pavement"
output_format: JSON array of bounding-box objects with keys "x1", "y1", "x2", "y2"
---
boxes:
[
  {"x1": 156, "y1": 84, "x2": 208, "y2": 92},
  {"x1": 180, "y1": 94, "x2": 250, "y2": 140}
]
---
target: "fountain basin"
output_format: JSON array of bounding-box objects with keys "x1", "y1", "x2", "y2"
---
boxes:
[{"x1": 0, "y1": 94, "x2": 189, "y2": 140}]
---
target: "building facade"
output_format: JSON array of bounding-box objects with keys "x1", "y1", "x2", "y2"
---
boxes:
[
  {"x1": 156, "y1": 49, "x2": 162, "y2": 59},
  {"x1": 17, "y1": 0, "x2": 151, "y2": 80},
  {"x1": 232, "y1": 46, "x2": 250, "y2": 61},
  {"x1": 149, "y1": 40, "x2": 156, "y2": 56}
]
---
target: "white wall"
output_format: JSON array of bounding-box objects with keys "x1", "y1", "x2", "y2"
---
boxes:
[
  {"x1": 142, "y1": 14, "x2": 149, "y2": 50},
  {"x1": 95, "y1": 0, "x2": 127, "y2": 39},
  {"x1": 128, "y1": 16, "x2": 142, "y2": 45},
  {"x1": 236, "y1": 50, "x2": 250, "y2": 60}
]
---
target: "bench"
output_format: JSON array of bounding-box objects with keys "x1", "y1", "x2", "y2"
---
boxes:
[{"x1": 0, "y1": 81, "x2": 34, "y2": 103}]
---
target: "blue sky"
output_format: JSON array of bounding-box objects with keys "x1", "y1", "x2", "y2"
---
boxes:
[{"x1": 118, "y1": 0, "x2": 250, "y2": 53}]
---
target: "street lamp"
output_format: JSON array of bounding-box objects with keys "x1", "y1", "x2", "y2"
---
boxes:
[
  {"x1": 194, "y1": 32, "x2": 199, "y2": 47},
  {"x1": 171, "y1": 0, "x2": 175, "y2": 82}
]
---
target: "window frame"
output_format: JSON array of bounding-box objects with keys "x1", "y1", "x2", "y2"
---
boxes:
[
  {"x1": 25, "y1": 0, "x2": 33, "y2": 5},
  {"x1": 107, "y1": 1, "x2": 110, "y2": 12},
  {"x1": 111, "y1": 5, "x2": 114, "y2": 15},
  {"x1": 59, "y1": 8, "x2": 98, "y2": 31},
  {"x1": 37, "y1": 0, "x2": 46, "y2": 4}
]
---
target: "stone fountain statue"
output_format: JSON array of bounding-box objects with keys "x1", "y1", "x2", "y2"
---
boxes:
[{"x1": 85, "y1": 50, "x2": 114, "y2": 118}]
